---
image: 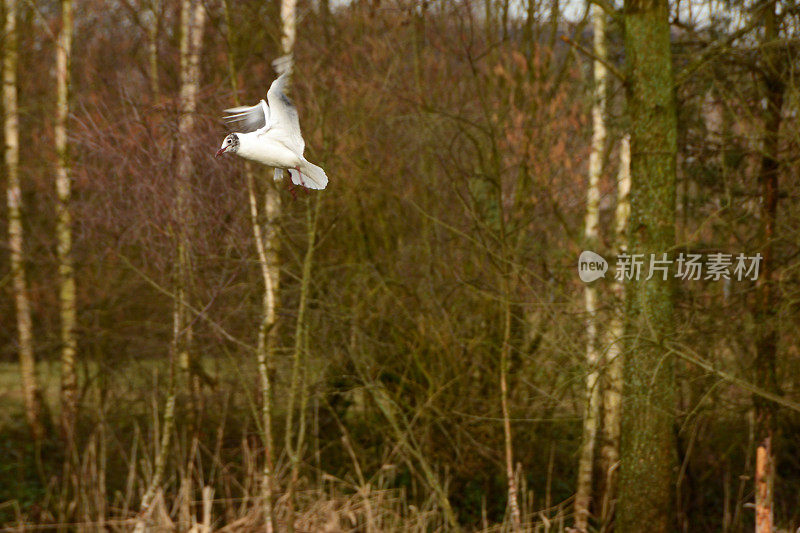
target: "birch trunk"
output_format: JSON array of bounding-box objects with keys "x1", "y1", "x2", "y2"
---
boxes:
[
  {"x1": 617, "y1": 0, "x2": 677, "y2": 529},
  {"x1": 599, "y1": 135, "x2": 629, "y2": 530},
  {"x1": 277, "y1": 0, "x2": 297, "y2": 528},
  {"x1": 135, "y1": 1, "x2": 205, "y2": 528},
  {"x1": 252, "y1": 177, "x2": 278, "y2": 533},
  {"x1": 222, "y1": 1, "x2": 279, "y2": 528},
  {"x1": 56, "y1": 0, "x2": 78, "y2": 447},
  {"x1": 500, "y1": 290, "x2": 521, "y2": 530},
  {"x1": 573, "y1": 5, "x2": 607, "y2": 530},
  {"x1": 754, "y1": 3, "x2": 783, "y2": 531},
  {"x1": 175, "y1": 0, "x2": 205, "y2": 411},
  {"x1": 280, "y1": 0, "x2": 297, "y2": 56},
  {"x1": 147, "y1": 0, "x2": 160, "y2": 97},
  {"x1": 4, "y1": 0, "x2": 44, "y2": 443}
]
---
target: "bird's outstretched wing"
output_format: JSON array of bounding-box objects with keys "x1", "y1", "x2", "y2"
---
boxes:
[
  {"x1": 223, "y1": 99, "x2": 270, "y2": 133},
  {"x1": 265, "y1": 73, "x2": 305, "y2": 155}
]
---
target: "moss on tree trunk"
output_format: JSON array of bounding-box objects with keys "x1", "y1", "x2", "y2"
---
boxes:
[{"x1": 617, "y1": 0, "x2": 678, "y2": 531}]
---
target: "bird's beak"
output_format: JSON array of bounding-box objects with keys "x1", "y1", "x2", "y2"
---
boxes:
[{"x1": 215, "y1": 147, "x2": 226, "y2": 158}]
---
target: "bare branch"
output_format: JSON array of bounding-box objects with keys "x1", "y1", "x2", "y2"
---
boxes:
[{"x1": 560, "y1": 35, "x2": 626, "y2": 83}]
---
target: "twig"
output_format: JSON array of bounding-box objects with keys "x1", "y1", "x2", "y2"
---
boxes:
[
  {"x1": 560, "y1": 35, "x2": 626, "y2": 83},
  {"x1": 674, "y1": 0, "x2": 775, "y2": 86},
  {"x1": 665, "y1": 342, "x2": 800, "y2": 413},
  {"x1": 21, "y1": 0, "x2": 57, "y2": 41},
  {"x1": 118, "y1": 253, "x2": 255, "y2": 352}
]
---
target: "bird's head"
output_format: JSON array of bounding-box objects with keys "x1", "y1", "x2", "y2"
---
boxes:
[{"x1": 215, "y1": 133, "x2": 239, "y2": 158}]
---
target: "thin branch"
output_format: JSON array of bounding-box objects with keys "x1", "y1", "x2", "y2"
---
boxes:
[
  {"x1": 560, "y1": 35, "x2": 626, "y2": 83},
  {"x1": 665, "y1": 342, "x2": 800, "y2": 413},
  {"x1": 118, "y1": 254, "x2": 255, "y2": 352},
  {"x1": 674, "y1": 0, "x2": 775, "y2": 86},
  {"x1": 21, "y1": 0, "x2": 57, "y2": 41}
]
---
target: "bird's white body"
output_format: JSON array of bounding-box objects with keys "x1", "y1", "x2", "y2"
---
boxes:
[
  {"x1": 217, "y1": 72, "x2": 329, "y2": 190},
  {"x1": 237, "y1": 130, "x2": 303, "y2": 169}
]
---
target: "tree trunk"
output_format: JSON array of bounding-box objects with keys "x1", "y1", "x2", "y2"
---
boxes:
[
  {"x1": 175, "y1": 0, "x2": 205, "y2": 414},
  {"x1": 252, "y1": 180, "x2": 279, "y2": 533},
  {"x1": 222, "y1": 1, "x2": 279, "y2": 528},
  {"x1": 574, "y1": 5, "x2": 607, "y2": 530},
  {"x1": 147, "y1": 0, "x2": 160, "y2": 97},
  {"x1": 258, "y1": 176, "x2": 280, "y2": 532},
  {"x1": 755, "y1": 438, "x2": 773, "y2": 533},
  {"x1": 616, "y1": 0, "x2": 678, "y2": 530},
  {"x1": 277, "y1": 0, "x2": 297, "y2": 527},
  {"x1": 753, "y1": 3, "x2": 783, "y2": 531},
  {"x1": 56, "y1": 0, "x2": 78, "y2": 449},
  {"x1": 135, "y1": 1, "x2": 205, "y2": 529},
  {"x1": 599, "y1": 135, "x2": 630, "y2": 531},
  {"x1": 280, "y1": 0, "x2": 297, "y2": 57},
  {"x1": 501, "y1": 286, "x2": 521, "y2": 530},
  {"x1": 4, "y1": 0, "x2": 44, "y2": 444}
]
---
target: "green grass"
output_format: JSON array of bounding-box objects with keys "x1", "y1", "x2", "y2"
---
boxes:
[{"x1": 0, "y1": 361, "x2": 62, "y2": 431}]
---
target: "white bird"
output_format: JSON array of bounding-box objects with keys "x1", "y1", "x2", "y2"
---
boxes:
[{"x1": 216, "y1": 73, "x2": 328, "y2": 190}]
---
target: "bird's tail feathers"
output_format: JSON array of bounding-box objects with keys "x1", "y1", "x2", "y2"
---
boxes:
[{"x1": 295, "y1": 159, "x2": 328, "y2": 190}]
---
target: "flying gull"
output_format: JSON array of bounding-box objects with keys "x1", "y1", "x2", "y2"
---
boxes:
[{"x1": 216, "y1": 73, "x2": 328, "y2": 190}]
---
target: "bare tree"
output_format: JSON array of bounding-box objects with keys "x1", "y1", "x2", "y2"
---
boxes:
[
  {"x1": 500, "y1": 275, "x2": 521, "y2": 531},
  {"x1": 753, "y1": 2, "x2": 785, "y2": 531},
  {"x1": 4, "y1": 0, "x2": 44, "y2": 444},
  {"x1": 574, "y1": 4, "x2": 607, "y2": 530},
  {"x1": 222, "y1": 0, "x2": 279, "y2": 529},
  {"x1": 56, "y1": 0, "x2": 78, "y2": 448},
  {"x1": 135, "y1": 0, "x2": 205, "y2": 528},
  {"x1": 280, "y1": 0, "x2": 297, "y2": 56},
  {"x1": 599, "y1": 134, "x2": 629, "y2": 530},
  {"x1": 277, "y1": 0, "x2": 303, "y2": 529},
  {"x1": 147, "y1": 0, "x2": 160, "y2": 97},
  {"x1": 175, "y1": 0, "x2": 205, "y2": 411}
]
